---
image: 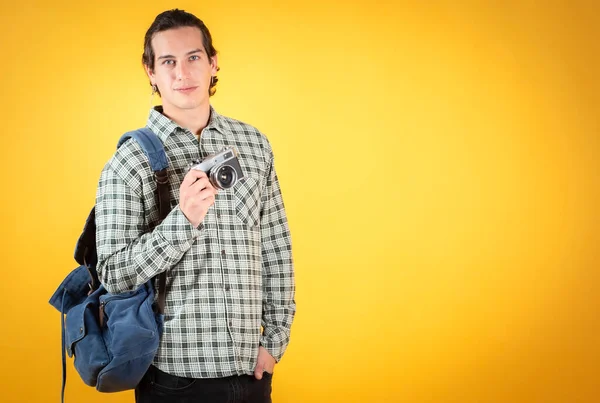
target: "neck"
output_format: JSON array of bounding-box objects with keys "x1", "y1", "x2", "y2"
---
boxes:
[{"x1": 161, "y1": 103, "x2": 211, "y2": 136}]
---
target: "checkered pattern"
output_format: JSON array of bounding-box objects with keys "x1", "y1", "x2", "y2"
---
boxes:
[{"x1": 95, "y1": 106, "x2": 295, "y2": 378}]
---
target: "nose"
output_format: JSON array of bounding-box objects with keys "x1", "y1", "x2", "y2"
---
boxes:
[{"x1": 175, "y1": 61, "x2": 190, "y2": 80}]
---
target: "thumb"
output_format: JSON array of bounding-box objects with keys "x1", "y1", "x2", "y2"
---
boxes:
[{"x1": 254, "y1": 363, "x2": 264, "y2": 380}]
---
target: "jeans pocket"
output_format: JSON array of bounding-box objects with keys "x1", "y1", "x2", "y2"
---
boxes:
[{"x1": 150, "y1": 367, "x2": 197, "y2": 392}]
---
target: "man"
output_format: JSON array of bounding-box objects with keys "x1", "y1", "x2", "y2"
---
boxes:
[{"x1": 95, "y1": 9, "x2": 295, "y2": 403}]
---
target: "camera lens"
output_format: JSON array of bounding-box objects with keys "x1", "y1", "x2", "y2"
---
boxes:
[{"x1": 214, "y1": 165, "x2": 237, "y2": 189}]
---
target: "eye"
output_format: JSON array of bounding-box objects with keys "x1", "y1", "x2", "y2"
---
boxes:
[
  {"x1": 162, "y1": 59, "x2": 175, "y2": 65},
  {"x1": 189, "y1": 55, "x2": 200, "y2": 61}
]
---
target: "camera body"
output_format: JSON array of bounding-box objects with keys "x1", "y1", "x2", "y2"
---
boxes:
[{"x1": 189, "y1": 148, "x2": 244, "y2": 190}]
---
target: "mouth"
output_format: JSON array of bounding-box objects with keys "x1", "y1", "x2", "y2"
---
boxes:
[{"x1": 175, "y1": 86, "x2": 199, "y2": 94}]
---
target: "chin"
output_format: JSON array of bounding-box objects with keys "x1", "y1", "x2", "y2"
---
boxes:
[
  {"x1": 165, "y1": 99, "x2": 204, "y2": 111},
  {"x1": 182, "y1": 101, "x2": 205, "y2": 110}
]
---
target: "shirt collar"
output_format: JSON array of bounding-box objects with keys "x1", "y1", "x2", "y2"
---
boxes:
[{"x1": 146, "y1": 105, "x2": 226, "y2": 143}]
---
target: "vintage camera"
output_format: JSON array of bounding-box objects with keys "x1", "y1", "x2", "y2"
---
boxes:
[{"x1": 189, "y1": 148, "x2": 244, "y2": 190}]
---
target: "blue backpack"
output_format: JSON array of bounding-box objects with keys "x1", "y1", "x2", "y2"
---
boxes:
[{"x1": 49, "y1": 128, "x2": 171, "y2": 401}]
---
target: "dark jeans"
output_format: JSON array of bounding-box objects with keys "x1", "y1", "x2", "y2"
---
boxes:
[{"x1": 135, "y1": 365, "x2": 273, "y2": 403}]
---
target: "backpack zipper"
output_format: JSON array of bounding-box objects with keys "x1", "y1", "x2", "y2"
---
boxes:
[
  {"x1": 99, "y1": 289, "x2": 144, "y2": 328},
  {"x1": 99, "y1": 301, "x2": 106, "y2": 327}
]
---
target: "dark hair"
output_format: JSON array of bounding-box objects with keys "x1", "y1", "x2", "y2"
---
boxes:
[{"x1": 142, "y1": 9, "x2": 219, "y2": 96}]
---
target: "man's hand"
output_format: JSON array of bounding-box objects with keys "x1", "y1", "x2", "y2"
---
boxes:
[
  {"x1": 254, "y1": 346, "x2": 276, "y2": 380},
  {"x1": 179, "y1": 169, "x2": 218, "y2": 228}
]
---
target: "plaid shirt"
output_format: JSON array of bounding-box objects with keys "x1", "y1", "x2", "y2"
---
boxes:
[{"x1": 95, "y1": 106, "x2": 295, "y2": 378}]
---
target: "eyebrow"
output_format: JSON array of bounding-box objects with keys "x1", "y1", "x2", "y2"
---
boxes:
[{"x1": 157, "y1": 49, "x2": 204, "y2": 60}]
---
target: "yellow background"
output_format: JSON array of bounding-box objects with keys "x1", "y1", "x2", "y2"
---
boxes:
[{"x1": 1, "y1": 1, "x2": 598, "y2": 402}]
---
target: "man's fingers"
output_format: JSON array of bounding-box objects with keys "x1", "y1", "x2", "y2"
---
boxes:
[
  {"x1": 183, "y1": 179, "x2": 218, "y2": 203},
  {"x1": 188, "y1": 178, "x2": 214, "y2": 195},
  {"x1": 181, "y1": 169, "x2": 208, "y2": 188},
  {"x1": 198, "y1": 189, "x2": 216, "y2": 202},
  {"x1": 254, "y1": 362, "x2": 265, "y2": 380}
]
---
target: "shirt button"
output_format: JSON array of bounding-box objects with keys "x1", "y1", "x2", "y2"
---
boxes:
[
  {"x1": 216, "y1": 213, "x2": 221, "y2": 219},
  {"x1": 225, "y1": 284, "x2": 230, "y2": 291},
  {"x1": 229, "y1": 320, "x2": 233, "y2": 327},
  {"x1": 221, "y1": 250, "x2": 226, "y2": 256}
]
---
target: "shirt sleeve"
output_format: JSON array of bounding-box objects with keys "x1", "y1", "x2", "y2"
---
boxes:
[
  {"x1": 95, "y1": 158, "x2": 203, "y2": 294},
  {"x1": 259, "y1": 153, "x2": 296, "y2": 362}
]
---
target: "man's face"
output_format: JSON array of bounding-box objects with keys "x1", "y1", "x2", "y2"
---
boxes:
[{"x1": 146, "y1": 26, "x2": 218, "y2": 112}]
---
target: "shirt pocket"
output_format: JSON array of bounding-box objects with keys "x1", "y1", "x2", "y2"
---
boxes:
[{"x1": 234, "y1": 177, "x2": 261, "y2": 228}]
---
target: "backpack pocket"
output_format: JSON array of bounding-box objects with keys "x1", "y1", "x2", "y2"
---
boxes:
[
  {"x1": 96, "y1": 282, "x2": 162, "y2": 392},
  {"x1": 99, "y1": 283, "x2": 159, "y2": 358},
  {"x1": 65, "y1": 298, "x2": 110, "y2": 387}
]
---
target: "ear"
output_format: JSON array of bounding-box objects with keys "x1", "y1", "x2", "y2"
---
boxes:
[
  {"x1": 144, "y1": 64, "x2": 155, "y2": 85},
  {"x1": 210, "y1": 55, "x2": 219, "y2": 75}
]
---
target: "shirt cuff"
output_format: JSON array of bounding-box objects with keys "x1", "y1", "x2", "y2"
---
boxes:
[
  {"x1": 155, "y1": 205, "x2": 204, "y2": 254},
  {"x1": 260, "y1": 334, "x2": 287, "y2": 363}
]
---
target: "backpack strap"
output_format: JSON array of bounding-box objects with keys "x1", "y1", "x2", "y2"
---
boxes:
[
  {"x1": 61, "y1": 289, "x2": 67, "y2": 403},
  {"x1": 117, "y1": 128, "x2": 170, "y2": 314},
  {"x1": 73, "y1": 128, "x2": 170, "y2": 292},
  {"x1": 117, "y1": 128, "x2": 168, "y2": 171},
  {"x1": 73, "y1": 207, "x2": 99, "y2": 291}
]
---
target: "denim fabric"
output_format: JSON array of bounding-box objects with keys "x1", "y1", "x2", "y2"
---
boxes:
[{"x1": 135, "y1": 366, "x2": 273, "y2": 403}]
